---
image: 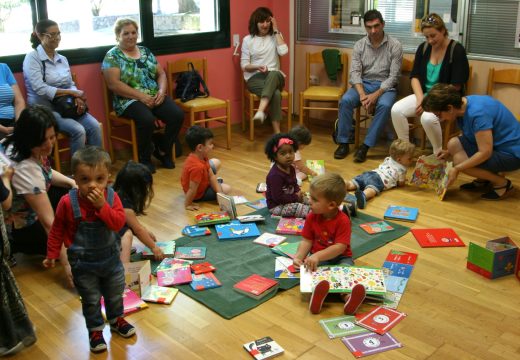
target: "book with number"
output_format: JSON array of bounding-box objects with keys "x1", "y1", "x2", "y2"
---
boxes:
[
  {"x1": 341, "y1": 332, "x2": 402, "y2": 358},
  {"x1": 355, "y1": 306, "x2": 407, "y2": 335}
]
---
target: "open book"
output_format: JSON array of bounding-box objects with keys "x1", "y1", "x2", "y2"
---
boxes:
[{"x1": 410, "y1": 154, "x2": 453, "y2": 200}]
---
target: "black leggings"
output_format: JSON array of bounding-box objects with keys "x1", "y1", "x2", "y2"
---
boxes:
[{"x1": 122, "y1": 96, "x2": 184, "y2": 162}]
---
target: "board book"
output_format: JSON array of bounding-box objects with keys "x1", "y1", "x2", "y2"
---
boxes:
[
  {"x1": 174, "y1": 246, "x2": 206, "y2": 259},
  {"x1": 247, "y1": 198, "x2": 267, "y2": 210},
  {"x1": 383, "y1": 205, "x2": 418, "y2": 222},
  {"x1": 237, "y1": 214, "x2": 265, "y2": 223},
  {"x1": 319, "y1": 315, "x2": 369, "y2": 338},
  {"x1": 341, "y1": 332, "x2": 402, "y2": 358},
  {"x1": 215, "y1": 220, "x2": 260, "y2": 240},
  {"x1": 156, "y1": 266, "x2": 192, "y2": 286},
  {"x1": 217, "y1": 193, "x2": 237, "y2": 219},
  {"x1": 233, "y1": 274, "x2": 279, "y2": 300},
  {"x1": 411, "y1": 228, "x2": 465, "y2": 247},
  {"x1": 359, "y1": 220, "x2": 394, "y2": 235},
  {"x1": 182, "y1": 225, "x2": 211, "y2": 237},
  {"x1": 141, "y1": 241, "x2": 176, "y2": 259},
  {"x1": 270, "y1": 241, "x2": 300, "y2": 259},
  {"x1": 410, "y1": 154, "x2": 453, "y2": 200},
  {"x1": 300, "y1": 265, "x2": 386, "y2": 296},
  {"x1": 195, "y1": 211, "x2": 231, "y2": 226},
  {"x1": 274, "y1": 256, "x2": 300, "y2": 279},
  {"x1": 190, "y1": 261, "x2": 216, "y2": 275},
  {"x1": 355, "y1": 306, "x2": 407, "y2": 335},
  {"x1": 275, "y1": 218, "x2": 305, "y2": 235},
  {"x1": 306, "y1": 159, "x2": 325, "y2": 180},
  {"x1": 253, "y1": 232, "x2": 286, "y2": 248},
  {"x1": 243, "y1": 336, "x2": 284, "y2": 360},
  {"x1": 190, "y1": 272, "x2": 222, "y2": 291},
  {"x1": 155, "y1": 258, "x2": 193, "y2": 274},
  {"x1": 232, "y1": 195, "x2": 249, "y2": 204},
  {"x1": 102, "y1": 288, "x2": 148, "y2": 316},
  {"x1": 123, "y1": 260, "x2": 151, "y2": 296},
  {"x1": 141, "y1": 285, "x2": 179, "y2": 304}
]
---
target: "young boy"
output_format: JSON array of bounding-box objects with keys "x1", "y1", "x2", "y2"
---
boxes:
[
  {"x1": 43, "y1": 147, "x2": 135, "y2": 353},
  {"x1": 181, "y1": 126, "x2": 231, "y2": 211},
  {"x1": 345, "y1": 139, "x2": 416, "y2": 209},
  {"x1": 293, "y1": 173, "x2": 366, "y2": 315}
]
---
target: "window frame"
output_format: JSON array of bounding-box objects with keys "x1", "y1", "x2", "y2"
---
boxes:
[{"x1": 2, "y1": 0, "x2": 230, "y2": 73}]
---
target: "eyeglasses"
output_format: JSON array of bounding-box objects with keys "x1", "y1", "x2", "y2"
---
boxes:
[
  {"x1": 421, "y1": 16, "x2": 438, "y2": 26},
  {"x1": 43, "y1": 32, "x2": 61, "y2": 39}
]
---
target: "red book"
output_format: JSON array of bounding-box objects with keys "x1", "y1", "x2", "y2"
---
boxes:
[
  {"x1": 191, "y1": 262, "x2": 216, "y2": 275},
  {"x1": 233, "y1": 274, "x2": 279, "y2": 300},
  {"x1": 385, "y1": 250, "x2": 418, "y2": 265},
  {"x1": 355, "y1": 306, "x2": 407, "y2": 335},
  {"x1": 411, "y1": 228, "x2": 465, "y2": 248}
]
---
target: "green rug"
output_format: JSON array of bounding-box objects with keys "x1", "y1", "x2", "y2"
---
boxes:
[{"x1": 136, "y1": 208, "x2": 409, "y2": 319}]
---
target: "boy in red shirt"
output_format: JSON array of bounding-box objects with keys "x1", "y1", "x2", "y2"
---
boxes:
[
  {"x1": 293, "y1": 173, "x2": 366, "y2": 315},
  {"x1": 43, "y1": 147, "x2": 134, "y2": 353},
  {"x1": 181, "y1": 126, "x2": 231, "y2": 210}
]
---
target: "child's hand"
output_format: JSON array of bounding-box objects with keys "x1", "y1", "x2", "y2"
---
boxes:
[
  {"x1": 43, "y1": 258, "x2": 56, "y2": 268},
  {"x1": 2, "y1": 166, "x2": 14, "y2": 181},
  {"x1": 303, "y1": 254, "x2": 319, "y2": 272},
  {"x1": 185, "y1": 203, "x2": 200, "y2": 211},
  {"x1": 87, "y1": 188, "x2": 106, "y2": 209},
  {"x1": 293, "y1": 257, "x2": 304, "y2": 270},
  {"x1": 152, "y1": 246, "x2": 165, "y2": 261}
]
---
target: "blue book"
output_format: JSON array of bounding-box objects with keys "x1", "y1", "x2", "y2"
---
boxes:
[
  {"x1": 247, "y1": 198, "x2": 267, "y2": 210},
  {"x1": 383, "y1": 205, "x2": 419, "y2": 222},
  {"x1": 182, "y1": 225, "x2": 211, "y2": 237},
  {"x1": 190, "y1": 272, "x2": 222, "y2": 291},
  {"x1": 174, "y1": 246, "x2": 206, "y2": 259},
  {"x1": 215, "y1": 220, "x2": 260, "y2": 240}
]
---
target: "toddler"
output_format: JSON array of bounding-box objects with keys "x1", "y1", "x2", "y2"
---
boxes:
[
  {"x1": 181, "y1": 126, "x2": 231, "y2": 211},
  {"x1": 346, "y1": 139, "x2": 415, "y2": 209},
  {"x1": 43, "y1": 147, "x2": 135, "y2": 353},
  {"x1": 288, "y1": 125, "x2": 317, "y2": 184}
]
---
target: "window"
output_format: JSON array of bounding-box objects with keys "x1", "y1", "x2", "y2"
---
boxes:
[{"x1": 1, "y1": 0, "x2": 230, "y2": 72}]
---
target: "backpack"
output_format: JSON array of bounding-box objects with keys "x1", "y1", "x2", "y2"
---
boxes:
[{"x1": 175, "y1": 62, "x2": 210, "y2": 102}]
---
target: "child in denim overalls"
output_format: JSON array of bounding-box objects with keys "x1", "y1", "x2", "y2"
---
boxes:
[{"x1": 44, "y1": 147, "x2": 134, "y2": 353}]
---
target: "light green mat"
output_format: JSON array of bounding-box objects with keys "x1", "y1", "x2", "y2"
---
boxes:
[{"x1": 136, "y1": 208, "x2": 409, "y2": 319}]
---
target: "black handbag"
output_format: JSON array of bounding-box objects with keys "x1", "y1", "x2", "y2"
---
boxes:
[{"x1": 175, "y1": 62, "x2": 210, "y2": 102}]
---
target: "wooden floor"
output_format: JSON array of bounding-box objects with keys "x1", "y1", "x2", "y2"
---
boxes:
[{"x1": 11, "y1": 120, "x2": 520, "y2": 360}]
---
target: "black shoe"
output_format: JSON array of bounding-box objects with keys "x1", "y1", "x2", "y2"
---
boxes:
[
  {"x1": 353, "y1": 145, "x2": 368, "y2": 163},
  {"x1": 161, "y1": 157, "x2": 175, "y2": 169},
  {"x1": 334, "y1": 143, "x2": 349, "y2": 159}
]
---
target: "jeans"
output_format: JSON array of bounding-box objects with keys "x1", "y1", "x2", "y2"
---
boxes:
[
  {"x1": 53, "y1": 111, "x2": 102, "y2": 155},
  {"x1": 337, "y1": 80, "x2": 397, "y2": 147},
  {"x1": 352, "y1": 171, "x2": 385, "y2": 194}
]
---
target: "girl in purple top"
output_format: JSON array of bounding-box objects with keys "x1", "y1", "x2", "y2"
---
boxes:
[{"x1": 264, "y1": 133, "x2": 310, "y2": 218}]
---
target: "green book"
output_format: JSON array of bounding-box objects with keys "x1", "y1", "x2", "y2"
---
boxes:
[{"x1": 319, "y1": 315, "x2": 369, "y2": 338}]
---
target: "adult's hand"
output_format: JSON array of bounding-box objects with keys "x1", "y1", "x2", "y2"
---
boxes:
[
  {"x1": 153, "y1": 91, "x2": 166, "y2": 107},
  {"x1": 271, "y1": 16, "x2": 279, "y2": 31},
  {"x1": 139, "y1": 93, "x2": 156, "y2": 108},
  {"x1": 436, "y1": 149, "x2": 450, "y2": 160},
  {"x1": 74, "y1": 97, "x2": 87, "y2": 115},
  {"x1": 447, "y1": 166, "x2": 459, "y2": 187},
  {"x1": 363, "y1": 91, "x2": 380, "y2": 110}
]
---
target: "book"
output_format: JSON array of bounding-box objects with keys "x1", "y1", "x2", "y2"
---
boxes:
[
  {"x1": 237, "y1": 215, "x2": 265, "y2": 223},
  {"x1": 195, "y1": 211, "x2": 231, "y2": 226},
  {"x1": 182, "y1": 225, "x2": 211, "y2": 237},
  {"x1": 141, "y1": 241, "x2": 176, "y2": 259},
  {"x1": 409, "y1": 154, "x2": 453, "y2": 200},
  {"x1": 123, "y1": 260, "x2": 151, "y2": 296},
  {"x1": 217, "y1": 193, "x2": 237, "y2": 219},
  {"x1": 275, "y1": 218, "x2": 305, "y2": 235},
  {"x1": 319, "y1": 315, "x2": 369, "y2": 339},
  {"x1": 382, "y1": 261, "x2": 414, "y2": 279},
  {"x1": 385, "y1": 250, "x2": 418, "y2": 265},
  {"x1": 232, "y1": 195, "x2": 249, "y2": 204},
  {"x1": 341, "y1": 332, "x2": 402, "y2": 358},
  {"x1": 271, "y1": 241, "x2": 300, "y2": 259},
  {"x1": 233, "y1": 274, "x2": 279, "y2": 300},
  {"x1": 190, "y1": 272, "x2": 222, "y2": 291},
  {"x1": 359, "y1": 220, "x2": 394, "y2": 234},
  {"x1": 247, "y1": 198, "x2": 267, "y2": 210},
  {"x1": 306, "y1": 159, "x2": 325, "y2": 180},
  {"x1": 191, "y1": 261, "x2": 216, "y2": 275},
  {"x1": 216, "y1": 220, "x2": 260, "y2": 240},
  {"x1": 383, "y1": 205, "x2": 418, "y2": 222},
  {"x1": 300, "y1": 265, "x2": 386, "y2": 297},
  {"x1": 411, "y1": 228, "x2": 465, "y2": 248},
  {"x1": 243, "y1": 336, "x2": 284, "y2": 360},
  {"x1": 174, "y1": 246, "x2": 206, "y2": 259},
  {"x1": 102, "y1": 287, "x2": 148, "y2": 316},
  {"x1": 141, "y1": 285, "x2": 179, "y2": 304},
  {"x1": 155, "y1": 258, "x2": 193, "y2": 274},
  {"x1": 156, "y1": 266, "x2": 192, "y2": 286},
  {"x1": 355, "y1": 306, "x2": 407, "y2": 335},
  {"x1": 274, "y1": 256, "x2": 300, "y2": 279},
  {"x1": 256, "y1": 182, "x2": 267, "y2": 193},
  {"x1": 253, "y1": 232, "x2": 286, "y2": 248}
]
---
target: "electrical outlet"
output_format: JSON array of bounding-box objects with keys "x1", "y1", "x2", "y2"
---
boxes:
[
  {"x1": 233, "y1": 34, "x2": 240, "y2": 46},
  {"x1": 309, "y1": 75, "x2": 319, "y2": 85}
]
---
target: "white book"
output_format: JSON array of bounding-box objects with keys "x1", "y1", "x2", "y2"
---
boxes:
[{"x1": 253, "y1": 232, "x2": 286, "y2": 247}]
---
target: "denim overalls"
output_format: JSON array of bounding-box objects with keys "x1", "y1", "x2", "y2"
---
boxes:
[{"x1": 67, "y1": 188, "x2": 125, "y2": 331}]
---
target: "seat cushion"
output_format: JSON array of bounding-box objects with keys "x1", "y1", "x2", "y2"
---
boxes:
[
  {"x1": 302, "y1": 86, "x2": 343, "y2": 101},
  {"x1": 175, "y1": 96, "x2": 227, "y2": 110}
]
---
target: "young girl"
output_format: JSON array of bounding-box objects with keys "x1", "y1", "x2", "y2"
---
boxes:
[
  {"x1": 265, "y1": 133, "x2": 310, "y2": 218},
  {"x1": 288, "y1": 125, "x2": 317, "y2": 184},
  {"x1": 113, "y1": 161, "x2": 164, "y2": 263}
]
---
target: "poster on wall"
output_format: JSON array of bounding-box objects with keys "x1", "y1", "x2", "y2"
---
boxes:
[{"x1": 516, "y1": 3, "x2": 520, "y2": 48}]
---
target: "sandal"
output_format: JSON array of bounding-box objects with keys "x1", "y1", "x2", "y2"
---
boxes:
[
  {"x1": 460, "y1": 179, "x2": 491, "y2": 191},
  {"x1": 481, "y1": 179, "x2": 514, "y2": 200}
]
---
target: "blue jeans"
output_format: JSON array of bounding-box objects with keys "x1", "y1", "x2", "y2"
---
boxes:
[
  {"x1": 352, "y1": 171, "x2": 385, "y2": 195},
  {"x1": 337, "y1": 80, "x2": 397, "y2": 147},
  {"x1": 53, "y1": 111, "x2": 102, "y2": 155},
  {"x1": 459, "y1": 136, "x2": 520, "y2": 173}
]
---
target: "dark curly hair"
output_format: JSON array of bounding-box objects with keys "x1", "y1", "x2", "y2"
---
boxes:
[
  {"x1": 113, "y1": 161, "x2": 154, "y2": 215},
  {"x1": 248, "y1": 7, "x2": 273, "y2": 36},
  {"x1": 185, "y1": 126, "x2": 214, "y2": 151},
  {"x1": 264, "y1": 133, "x2": 298, "y2": 162},
  {"x1": 288, "y1": 125, "x2": 312, "y2": 146}
]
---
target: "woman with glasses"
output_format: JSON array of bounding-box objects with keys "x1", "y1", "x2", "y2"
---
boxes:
[
  {"x1": 22, "y1": 19, "x2": 102, "y2": 157},
  {"x1": 391, "y1": 13, "x2": 469, "y2": 155},
  {"x1": 102, "y1": 18, "x2": 184, "y2": 173}
]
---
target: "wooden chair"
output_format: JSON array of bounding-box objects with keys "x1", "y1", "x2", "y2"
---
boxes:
[
  {"x1": 167, "y1": 58, "x2": 231, "y2": 149},
  {"x1": 299, "y1": 51, "x2": 348, "y2": 126},
  {"x1": 242, "y1": 79, "x2": 292, "y2": 141},
  {"x1": 101, "y1": 77, "x2": 174, "y2": 164},
  {"x1": 486, "y1": 68, "x2": 520, "y2": 103}
]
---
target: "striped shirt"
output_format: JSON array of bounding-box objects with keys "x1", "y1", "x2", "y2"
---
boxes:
[
  {"x1": 0, "y1": 63, "x2": 16, "y2": 120},
  {"x1": 350, "y1": 33, "x2": 402, "y2": 92}
]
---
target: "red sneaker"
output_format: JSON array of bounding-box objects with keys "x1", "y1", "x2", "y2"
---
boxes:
[
  {"x1": 343, "y1": 284, "x2": 366, "y2": 315},
  {"x1": 309, "y1": 280, "x2": 330, "y2": 314}
]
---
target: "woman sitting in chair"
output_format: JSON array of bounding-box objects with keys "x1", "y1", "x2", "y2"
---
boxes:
[
  {"x1": 0, "y1": 63, "x2": 25, "y2": 140},
  {"x1": 241, "y1": 7, "x2": 288, "y2": 134},
  {"x1": 391, "y1": 13, "x2": 469, "y2": 155},
  {"x1": 102, "y1": 18, "x2": 184, "y2": 173}
]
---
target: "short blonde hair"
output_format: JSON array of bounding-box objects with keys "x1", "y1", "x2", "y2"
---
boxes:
[
  {"x1": 310, "y1": 173, "x2": 346, "y2": 205},
  {"x1": 114, "y1": 18, "x2": 138, "y2": 38},
  {"x1": 389, "y1": 139, "x2": 416, "y2": 160}
]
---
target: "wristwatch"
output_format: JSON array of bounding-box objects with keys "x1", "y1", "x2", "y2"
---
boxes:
[{"x1": 273, "y1": 30, "x2": 281, "y2": 35}]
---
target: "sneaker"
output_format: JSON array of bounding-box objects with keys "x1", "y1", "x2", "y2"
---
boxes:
[
  {"x1": 309, "y1": 280, "x2": 330, "y2": 314},
  {"x1": 343, "y1": 283, "x2": 366, "y2": 315},
  {"x1": 110, "y1": 317, "x2": 136, "y2": 338},
  {"x1": 253, "y1": 111, "x2": 266, "y2": 123},
  {"x1": 354, "y1": 190, "x2": 366, "y2": 209},
  {"x1": 89, "y1": 331, "x2": 107, "y2": 353}
]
